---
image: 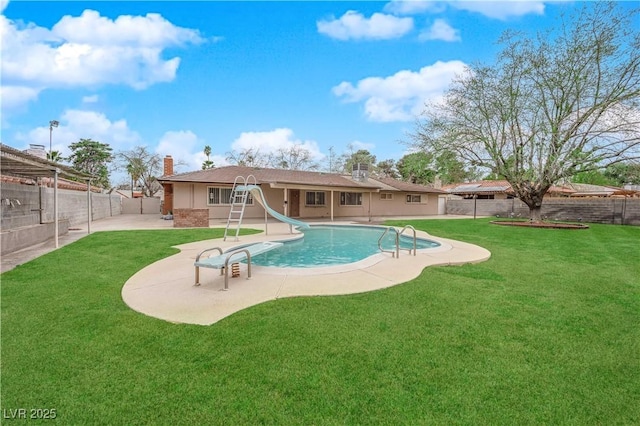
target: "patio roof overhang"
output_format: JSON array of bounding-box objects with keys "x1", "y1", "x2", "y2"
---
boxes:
[{"x1": 1, "y1": 144, "x2": 95, "y2": 248}]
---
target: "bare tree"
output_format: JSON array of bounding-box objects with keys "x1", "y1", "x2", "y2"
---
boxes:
[
  {"x1": 269, "y1": 144, "x2": 319, "y2": 170},
  {"x1": 412, "y1": 2, "x2": 640, "y2": 221},
  {"x1": 118, "y1": 146, "x2": 163, "y2": 197},
  {"x1": 225, "y1": 147, "x2": 269, "y2": 167}
]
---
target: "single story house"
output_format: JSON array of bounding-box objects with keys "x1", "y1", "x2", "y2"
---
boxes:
[{"x1": 158, "y1": 156, "x2": 447, "y2": 227}]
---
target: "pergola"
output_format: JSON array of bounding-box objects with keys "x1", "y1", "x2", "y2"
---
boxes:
[{"x1": 1, "y1": 144, "x2": 94, "y2": 248}]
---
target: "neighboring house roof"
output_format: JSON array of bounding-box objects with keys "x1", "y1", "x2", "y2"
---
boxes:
[
  {"x1": 159, "y1": 165, "x2": 446, "y2": 194},
  {"x1": 442, "y1": 180, "x2": 513, "y2": 195},
  {"x1": 563, "y1": 183, "x2": 634, "y2": 197},
  {"x1": 443, "y1": 179, "x2": 640, "y2": 197}
]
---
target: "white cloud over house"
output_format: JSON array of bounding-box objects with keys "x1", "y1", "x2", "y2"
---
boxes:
[
  {"x1": 317, "y1": 10, "x2": 413, "y2": 40},
  {"x1": 332, "y1": 60, "x2": 468, "y2": 122},
  {"x1": 231, "y1": 128, "x2": 324, "y2": 161},
  {"x1": 419, "y1": 19, "x2": 461, "y2": 42},
  {"x1": 0, "y1": 9, "x2": 205, "y2": 113},
  {"x1": 384, "y1": 0, "x2": 546, "y2": 20},
  {"x1": 451, "y1": 1, "x2": 545, "y2": 20},
  {"x1": 13, "y1": 109, "x2": 142, "y2": 156}
]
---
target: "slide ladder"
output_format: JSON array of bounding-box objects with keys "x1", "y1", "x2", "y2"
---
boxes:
[{"x1": 223, "y1": 175, "x2": 256, "y2": 241}]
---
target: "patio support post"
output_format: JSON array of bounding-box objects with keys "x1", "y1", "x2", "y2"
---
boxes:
[
  {"x1": 473, "y1": 194, "x2": 477, "y2": 219},
  {"x1": 54, "y1": 169, "x2": 59, "y2": 248},
  {"x1": 86, "y1": 179, "x2": 92, "y2": 234},
  {"x1": 330, "y1": 190, "x2": 334, "y2": 222}
]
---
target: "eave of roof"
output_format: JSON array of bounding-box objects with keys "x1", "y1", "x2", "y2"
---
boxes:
[{"x1": 1, "y1": 143, "x2": 93, "y2": 181}]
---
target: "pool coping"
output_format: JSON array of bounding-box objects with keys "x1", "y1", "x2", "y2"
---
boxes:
[{"x1": 121, "y1": 221, "x2": 491, "y2": 325}]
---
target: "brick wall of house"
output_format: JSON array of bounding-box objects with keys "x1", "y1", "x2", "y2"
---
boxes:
[
  {"x1": 446, "y1": 198, "x2": 640, "y2": 225},
  {"x1": 173, "y1": 208, "x2": 209, "y2": 228}
]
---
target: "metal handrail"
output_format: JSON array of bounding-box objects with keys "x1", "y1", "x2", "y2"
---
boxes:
[
  {"x1": 194, "y1": 246, "x2": 253, "y2": 290},
  {"x1": 378, "y1": 227, "x2": 399, "y2": 258},
  {"x1": 399, "y1": 225, "x2": 417, "y2": 256}
]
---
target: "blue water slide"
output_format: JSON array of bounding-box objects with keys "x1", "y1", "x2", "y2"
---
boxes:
[{"x1": 237, "y1": 185, "x2": 310, "y2": 229}]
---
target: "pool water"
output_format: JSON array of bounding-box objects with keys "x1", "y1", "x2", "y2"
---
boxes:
[{"x1": 249, "y1": 225, "x2": 440, "y2": 268}]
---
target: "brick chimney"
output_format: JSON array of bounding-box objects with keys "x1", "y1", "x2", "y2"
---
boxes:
[{"x1": 163, "y1": 155, "x2": 174, "y2": 176}]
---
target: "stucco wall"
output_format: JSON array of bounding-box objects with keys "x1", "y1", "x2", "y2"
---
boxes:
[{"x1": 170, "y1": 182, "x2": 441, "y2": 221}]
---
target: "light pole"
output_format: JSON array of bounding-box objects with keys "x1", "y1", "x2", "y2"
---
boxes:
[{"x1": 49, "y1": 120, "x2": 59, "y2": 157}]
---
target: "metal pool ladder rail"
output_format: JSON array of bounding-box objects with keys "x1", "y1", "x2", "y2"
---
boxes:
[
  {"x1": 224, "y1": 175, "x2": 257, "y2": 241},
  {"x1": 378, "y1": 225, "x2": 418, "y2": 258}
]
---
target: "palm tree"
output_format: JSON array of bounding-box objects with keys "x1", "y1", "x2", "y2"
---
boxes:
[
  {"x1": 202, "y1": 145, "x2": 215, "y2": 169},
  {"x1": 47, "y1": 150, "x2": 63, "y2": 162}
]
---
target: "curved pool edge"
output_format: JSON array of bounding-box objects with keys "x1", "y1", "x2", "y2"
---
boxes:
[{"x1": 121, "y1": 224, "x2": 491, "y2": 326}]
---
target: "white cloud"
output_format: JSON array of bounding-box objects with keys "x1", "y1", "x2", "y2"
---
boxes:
[
  {"x1": 0, "y1": 9, "x2": 204, "y2": 113},
  {"x1": 14, "y1": 109, "x2": 142, "y2": 156},
  {"x1": 451, "y1": 1, "x2": 545, "y2": 20},
  {"x1": 317, "y1": 10, "x2": 413, "y2": 40},
  {"x1": 384, "y1": 1, "x2": 443, "y2": 15},
  {"x1": 419, "y1": 19, "x2": 461, "y2": 42},
  {"x1": 231, "y1": 128, "x2": 324, "y2": 160},
  {"x1": 0, "y1": 85, "x2": 41, "y2": 111},
  {"x1": 384, "y1": 0, "x2": 546, "y2": 20},
  {"x1": 333, "y1": 60, "x2": 468, "y2": 122},
  {"x1": 0, "y1": 0, "x2": 8, "y2": 14},
  {"x1": 156, "y1": 130, "x2": 205, "y2": 172},
  {"x1": 82, "y1": 95, "x2": 99, "y2": 103}
]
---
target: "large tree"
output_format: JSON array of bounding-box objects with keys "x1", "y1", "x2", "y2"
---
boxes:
[
  {"x1": 339, "y1": 146, "x2": 377, "y2": 175},
  {"x1": 67, "y1": 138, "x2": 113, "y2": 188},
  {"x1": 397, "y1": 152, "x2": 435, "y2": 184},
  {"x1": 118, "y1": 146, "x2": 163, "y2": 197},
  {"x1": 412, "y1": 2, "x2": 640, "y2": 221}
]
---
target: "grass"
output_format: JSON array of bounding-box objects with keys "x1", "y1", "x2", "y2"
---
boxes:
[{"x1": 1, "y1": 220, "x2": 639, "y2": 424}]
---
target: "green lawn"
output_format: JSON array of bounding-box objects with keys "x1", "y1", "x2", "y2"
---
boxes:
[{"x1": 1, "y1": 220, "x2": 639, "y2": 424}]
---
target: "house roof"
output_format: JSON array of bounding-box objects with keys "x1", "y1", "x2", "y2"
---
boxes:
[
  {"x1": 563, "y1": 183, "x2": 637, "y2": 197},
  {"x1": 443, "y1": 179, "x2": 640, "y2": 197},
  {"x1": 159, "y1": 165, "x2": 446, "y2": 194},
  {"x1": 442, "y1": 180, "x2": 513, "y2": 195}
]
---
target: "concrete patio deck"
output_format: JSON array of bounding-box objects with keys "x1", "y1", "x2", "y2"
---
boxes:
[
  {"x1": 2, "y1": 213, "x2": 490, "y2": 325},
  {"x1": 121, "y1": 220, "x2": 491, "y2": 325}
]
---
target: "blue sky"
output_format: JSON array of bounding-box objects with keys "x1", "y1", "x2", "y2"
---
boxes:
[{"x1": 2, "y1": 0, "x2": 631, "y2": 185}]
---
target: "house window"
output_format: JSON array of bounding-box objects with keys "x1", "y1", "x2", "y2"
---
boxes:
[
  {"x1": 207, "y1": 187, "x2": 253, "y2": 205},
  {"x1": 406, "y1": 194, "x2": 422, "y2": 204},
  {"x1": 305, "y1": 191, "x2": 326, "y2": 206},
  {"x1": 340, "y1": 192, "x2": 362, "y2": 206},
  {"x1": 380, "y1": 193, "x2": 393, "y2": 200}
]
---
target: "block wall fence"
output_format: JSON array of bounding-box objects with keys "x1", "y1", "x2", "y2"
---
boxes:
[
  {"x1": 1, "y1": 182, "x2": 122, "y2": 230},
  {"x1": 446, "y1": 198, "x2": 640, "y2": 225}
]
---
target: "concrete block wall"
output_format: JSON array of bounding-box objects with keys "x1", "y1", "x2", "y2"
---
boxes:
[
  {"x1": 121, "y1": 198, "x2": 161, "y2": 214},
  {"x1": 40, "y1": 187, "x2": 122, "y2": 225},
  {"x1": 1, "y1": 182, "x2": 122, "y2": 230},
  {"x1": 0, "y1": 182, "x2": 42, "y2": 229},
  {"x1": 173, "y1": 208, "x2": 209, "y2": 228},
  {"x1": 446, "y1": 198, "x2": 640, "y2": 225},
  {"x1": 1, "y1": 220, "x2": 69, "y2": 256}
]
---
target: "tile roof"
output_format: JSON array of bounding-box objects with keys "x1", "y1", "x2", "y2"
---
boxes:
[{"x1": 159, "y1": 165, "x2": 445, "y2": 193}]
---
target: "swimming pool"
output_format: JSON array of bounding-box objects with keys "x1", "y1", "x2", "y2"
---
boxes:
[{"x1": 247, "y1": 225, "x2": 440, "y2": 268}]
